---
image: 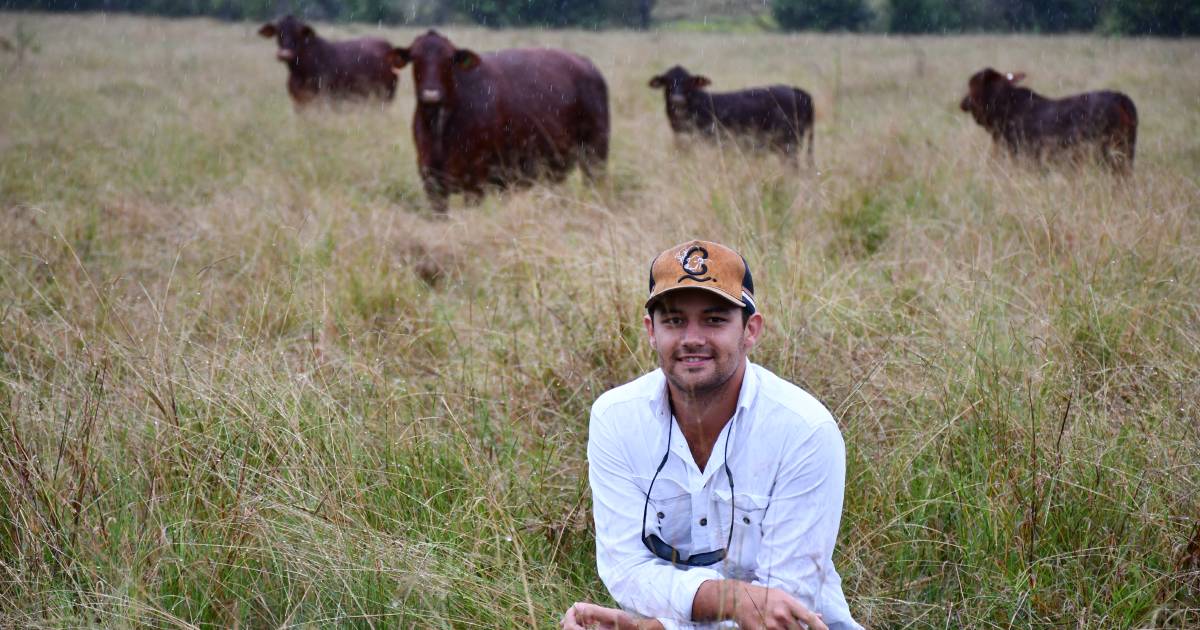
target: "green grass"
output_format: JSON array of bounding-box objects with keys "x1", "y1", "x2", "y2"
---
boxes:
[{"x1": 1, "y1": 12, "x2": 1199, "y2": 628}]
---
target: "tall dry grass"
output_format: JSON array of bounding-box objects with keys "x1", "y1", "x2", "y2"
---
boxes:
[{"x1": 1, "y1": 12, "x2": 1198, "y2": 628}]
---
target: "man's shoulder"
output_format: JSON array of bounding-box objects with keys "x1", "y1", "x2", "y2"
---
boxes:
[
  {"x1": 748, "y1": 363, "x2": 837, "y2": 433},
  {"x1": 591, "y1": 368, "x2": 663, "y2": 418}
]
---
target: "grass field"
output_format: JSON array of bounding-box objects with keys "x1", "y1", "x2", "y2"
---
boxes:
[{"x1": 1, "y1": 12, "x2": 1199, "y2": 628}]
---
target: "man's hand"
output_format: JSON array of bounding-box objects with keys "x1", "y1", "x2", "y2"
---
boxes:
[
  {"x1": 693, "y1": 580, "x2": 827, "y2": 630},
  {"x1": 561, "y1": 602, "x2": 665, "y2": 630}
]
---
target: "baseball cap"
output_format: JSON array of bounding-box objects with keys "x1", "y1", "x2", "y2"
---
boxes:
[{"x1": 645, "y1": 240, "x2": 756, "y2": 314}]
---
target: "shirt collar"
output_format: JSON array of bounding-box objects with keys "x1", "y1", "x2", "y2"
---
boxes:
[{"x1": 646, "y1": 359, "x2": 760, "y2": 423}]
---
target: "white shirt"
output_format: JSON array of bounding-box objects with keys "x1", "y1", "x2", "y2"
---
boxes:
[{"x1": 588, "y1": 361, "x2": 861, "y2": 630}]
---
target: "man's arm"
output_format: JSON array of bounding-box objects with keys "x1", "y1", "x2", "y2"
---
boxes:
[
  {"x1": 562, "y1": 602, "x2": 667, "y2": 630},
  {"x1": 588, "y1": 406, "x2": 724, "y2": 624},
  {"x1": 751, "y1": 420, "x2": 853, "y2": 623},
  {"x1": 680, "y1": 421, "x2": 845, "y2": 630},
  {"x1": 690, "y1": 580, "x2": 826, "y2": 630}
]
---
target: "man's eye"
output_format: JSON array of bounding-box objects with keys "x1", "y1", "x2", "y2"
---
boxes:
[{"x1": 707, "y1": 317, "x2": 727, "y2": 324}]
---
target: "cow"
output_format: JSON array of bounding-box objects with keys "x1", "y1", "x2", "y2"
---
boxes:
[
  {"x1": 258, "y1": 15, "x2": 398, "y2": 107},
  {"x1": 390, "y1": 30, "x2": 610, "y2": 213},
  {"x1": 648, "y1": 65, "x2": 815, "y2": 166},
  {"x1": 959, "y1": 68, "x2": 1137, "y2": 174}
]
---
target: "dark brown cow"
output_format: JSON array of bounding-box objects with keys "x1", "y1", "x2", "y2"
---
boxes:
[
  {"x1": 649, "y1": 65, "x2": 815, "y2": 165},
  {"x1": 391, "y1": 31, "x2": 610, "y2": 213},
  {"x1": 258, "y1": 15, "x2": 397, "y2": 106},
  {"x1": 960, "y1": 68, "x2": 1137, "y2": 174}
]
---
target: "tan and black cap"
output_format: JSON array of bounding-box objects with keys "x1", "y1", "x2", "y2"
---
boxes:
[{"x1": 646, "y1": 240, "x2": 757, "y2": 314}]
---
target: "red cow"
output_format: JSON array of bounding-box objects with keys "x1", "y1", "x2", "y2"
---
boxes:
[
  {"x1": 391, "y1": 31, "x2": 610, "y2": 213},
  {"x1": 258, "y1": 15, "x2": 398, "y2": 107},
  {"x1": 960, "y1": 68, "x2": 1137, "y2": 174}
]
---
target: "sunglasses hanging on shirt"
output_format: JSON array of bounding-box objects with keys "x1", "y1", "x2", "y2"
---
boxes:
[{"x1": 640, "y1": 419, "x2": 735, "y2": 567}]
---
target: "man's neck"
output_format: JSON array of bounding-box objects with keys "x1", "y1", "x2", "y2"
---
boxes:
[{"x1": 668, "y1": 362, "x2": 746, "y2": 472}]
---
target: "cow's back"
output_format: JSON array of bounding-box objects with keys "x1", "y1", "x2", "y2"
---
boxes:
[
  {"x1": 485, "y1": 49, "x2": 607, "y2": 123},
  {"x1": 416, "y1": 46, "x2": 609, "y2": 202},
  {"x1": 477, "y1": 48, "x2": 608, "y2": 169},
  {"x1": 709, "y1": 85, "x2": 811, "y2": 134},
  {"x1": 290, "y1": 36, "x2": 397, "y2": 100},
  {"x1": 1031, "y1": 90, "x2": 1135, "y2": 141}
]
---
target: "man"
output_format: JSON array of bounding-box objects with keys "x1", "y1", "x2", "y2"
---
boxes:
[{"x1": 563, "y1": 240, "x2": 861, "y2": 630}]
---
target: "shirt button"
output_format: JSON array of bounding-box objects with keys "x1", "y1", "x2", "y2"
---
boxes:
[
  {"x1": 656, "y1": 512, "x2": 664, "y2": 520},
  {"x1": 743, "y1": 516, "x2": 751, "y2": 524},
  {"x1": 699, "y1": 518, "x2": 707, "y2": 526}
]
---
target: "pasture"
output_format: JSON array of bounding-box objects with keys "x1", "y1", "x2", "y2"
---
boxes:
[{"x1": 1, "y1": 12, "x2": 1199, "y2": 628}]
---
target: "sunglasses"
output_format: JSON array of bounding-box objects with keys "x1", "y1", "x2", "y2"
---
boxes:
[{"x1": 641, "y1": 421, "x2": 735, "y2": 567}]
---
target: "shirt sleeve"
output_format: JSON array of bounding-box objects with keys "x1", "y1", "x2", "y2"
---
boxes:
[
  {"x1": 750, "y1": 420, "x2": 847, "y2": 613},
  {"x1": 588, "y1": 404, "x2": 724, "y2": 623}
]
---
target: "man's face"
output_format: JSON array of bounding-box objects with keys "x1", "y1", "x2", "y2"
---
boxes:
[{"x1": 644, "y1": 290, "x2": 763, "y2": 398}]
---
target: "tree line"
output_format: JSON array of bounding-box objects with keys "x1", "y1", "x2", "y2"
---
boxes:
[{"x1": 2, "y1": 0, "x2": 1196, "y2": 36}]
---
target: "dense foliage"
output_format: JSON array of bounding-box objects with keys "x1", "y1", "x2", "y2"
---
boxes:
[
  {"x1": 1103, "y1": 0, "x2": 1200, "y2": 36},
  {"x1": 772, "y1": 0, "x2": 873, "y2": 32},
  {"x1": 1, "y1": 0, "x2": 1197, "y2": 34},
  {"x1": 448, "y1": 0, "x2": 652, "y2": 28},
  {"x1": 887, "y1": 0, "x2": 1104, "y2": 34}
]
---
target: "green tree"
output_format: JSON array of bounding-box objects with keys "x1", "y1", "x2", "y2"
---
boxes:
[
  {"x1": 996, "y1": 0, "x2": 1102, "y2": 32},
  {"x1": 1104, "y1": 0, "x2": 1200, "y2": 35},
  {"x1": 450, "y1": 0, "x2": 646, "y2": 28},
  {"x1": 889, "y1": 0, "x2": 966, "y2": 32},
  {"x1": 772, "y1": 0, "x2": 875, "y2": 32}
]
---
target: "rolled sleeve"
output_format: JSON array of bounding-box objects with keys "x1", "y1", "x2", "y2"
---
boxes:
[{"x1": 588, "y1": 405, "x2": 722, "y2": 622}]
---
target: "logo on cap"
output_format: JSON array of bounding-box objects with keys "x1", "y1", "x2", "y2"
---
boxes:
[{"x1": 676, "y1": 245, "x2": 715, "y2": 283}]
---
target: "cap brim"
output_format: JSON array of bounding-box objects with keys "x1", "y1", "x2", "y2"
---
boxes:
[{"x1": 644, "y1": 284, "x2": 746, "y2": 310}]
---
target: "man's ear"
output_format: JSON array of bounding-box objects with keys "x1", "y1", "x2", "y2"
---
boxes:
[
  {"x1": 648, "y1": 75, "x2": 665, "y2": 88},
  {"x1": 690, "y1": 76, "x2": 711, "y2": 89},
  {"x1": 742, "y1": 311, "x2": 764, "y2": 350},
  {"x1": 258, "y1": 23, "x2": 277, "y2": 38},
  {"x1": 643, "y1": 313, "x2": 657, "y2": 351},
  {"x1": 389, "y1": 47, "x2": 411, "y2": 69},
  {"x1": 452, "y1": 49, "x2": 481, "y2": 70}
]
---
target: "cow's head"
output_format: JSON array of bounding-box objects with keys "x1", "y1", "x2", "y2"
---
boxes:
[
  {"x1": 390, "y1": 30, "x2": 480, "y2": 107},
  {"x1": 960, "y1": 67, "x2": 1025, "y2": 125},
  {"x1": 258, "y1": 15, "x2": 316, "y2": 64},
  {"x1": 649, "y1": 65, "x2": 711, "y2": 107}
]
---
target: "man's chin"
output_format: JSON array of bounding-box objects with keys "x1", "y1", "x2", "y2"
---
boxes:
[{"x1": 666, "y1": 371, "x2": 719, "y2": 395}]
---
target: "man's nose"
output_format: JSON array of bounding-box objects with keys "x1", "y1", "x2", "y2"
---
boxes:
[{"x1": 680, "y1": 321, "x2": 706, "y2": 347}]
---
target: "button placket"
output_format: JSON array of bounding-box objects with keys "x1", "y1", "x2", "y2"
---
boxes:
[{"x1": 690, "y1": 483, "x2": 710, "y2": 548}]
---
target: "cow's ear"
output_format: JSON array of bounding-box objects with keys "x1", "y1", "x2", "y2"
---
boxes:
[
  {"x1": 690, "y1": 76, "x2": 711, "y2": 89},
  {"x1": 648, "y1": 75, "x2": 665, "y2": 88},
  {"x1": 300, "y1": 25, "x2": 315, "y2": 40},
  {"x1": 453, "y1": 49, "x2": 481, "y2": 71},
  {"x1": 1007, "y1": 71, "x2": 1027, "y2": 84},
  {"x1": 389, "y1": 47, "x2": 411, "y2": 69},
  {"x1": 258, "y1": 23, "x2": 277, "y2": 38}
]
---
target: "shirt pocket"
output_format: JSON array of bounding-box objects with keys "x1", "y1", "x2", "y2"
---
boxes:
[
  {"x1": 637, "y1": 476, "x2": 691, "y2": 546},
  {"x1": 712, "y1": 488, "x2": 769, "y2": 571}
]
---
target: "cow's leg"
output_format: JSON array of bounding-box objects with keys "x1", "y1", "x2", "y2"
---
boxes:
[
  {"x1": 777, "y1": 137, "x2": 800, "y2": 168},
  {"x1": 422, "y1": 177, "x2": 449, "y2": 214},
  {"x1": 1104, "y1": 130, "x2": 1135, "y2": 176},
  {"x1": 806, "y1": 126, "x2": 815, "y2": 169},
  {"x1": 576, "y1": 124, "x2": 609, "y2": 184},
  {"x1": 463, "y1": 185, "x2": 485, "y2": 206}
]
